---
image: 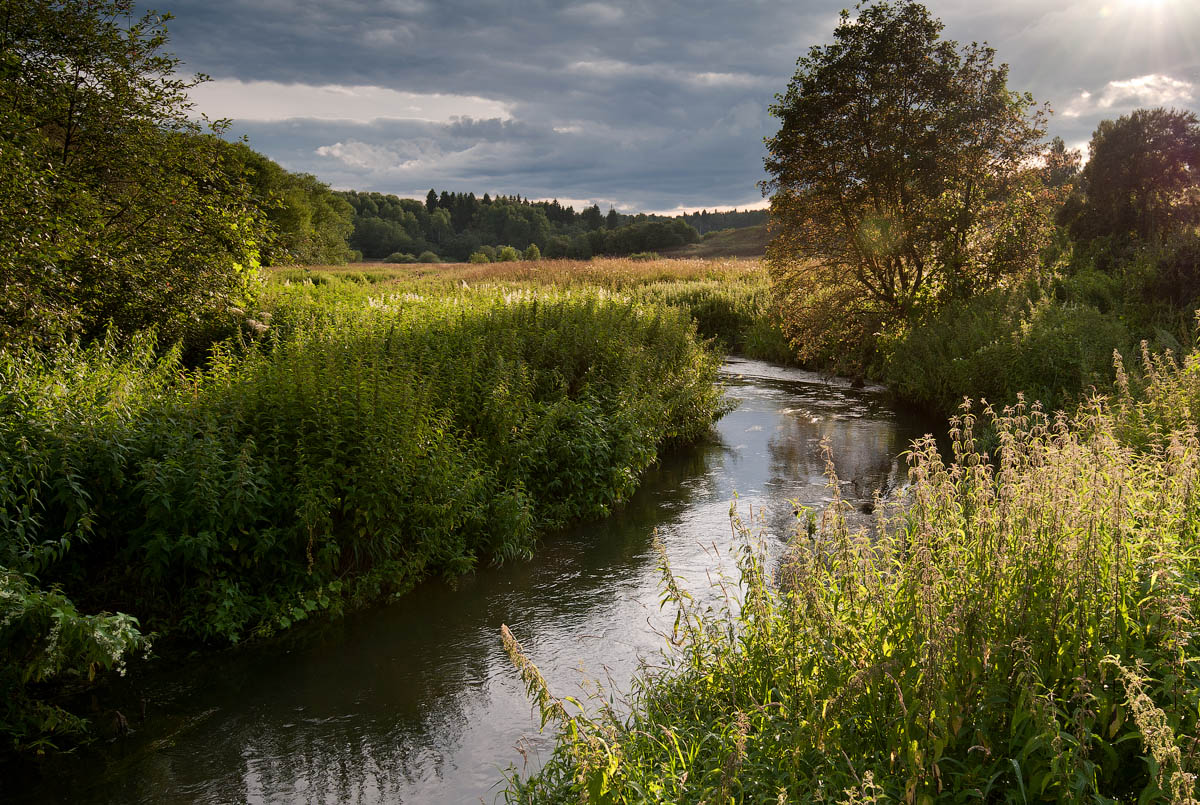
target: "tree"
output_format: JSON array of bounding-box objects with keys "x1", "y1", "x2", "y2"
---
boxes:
[
  {"x1": 425, "y1": 188, "x2": 438, "y2": 213},
  {"x1": 1043, "y1": 136, "x2": 1082, "y2": 189},
  {"x1": 0, "y1": 0, "x2": 266, "y2": 349},
  {"x1": 229, "y1": 143, "x2": 354, "y2": 265},
  {"x1": 762, "y1": 1, "x2": 1053, "y2": 367},
  {"x1": 1065, "y1": 108, "x2": 1200, "y2": 243},
  {"x1": 581, "y1": 204, "x2": 604, "y2": 230}
]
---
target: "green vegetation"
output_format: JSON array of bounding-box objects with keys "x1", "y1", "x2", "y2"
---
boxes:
[
  {"x1": 224, "y1": 143, "x2": 358, "y2": 267},
  {"x1": 0, "y1": 1, "x2": 745, "y2": 754},
  {"x1": 341, "y1": 189, "x2": 703, "y2": 262},
  {"x1": 505, "y1": 348, "x2": 1200, "y2": 802},
  {"x1": 0, "y1": 0, "x2": 266, "y2": 351},
  {"x1": 765, "y1": 0, "x2": 1052, "y2": 379},
  {"x1": 0, "y1": 281, "x2": 726, "y2": 749},
  {"x1": 276, "y1": 258, "x2": 791, "y2": 362},
  {"x1": 762, "y1": 1, "x2": 1200, "y2": 420},
  {"x1": 501, "y1": 1, "x2": 1200, "y2": 801}
]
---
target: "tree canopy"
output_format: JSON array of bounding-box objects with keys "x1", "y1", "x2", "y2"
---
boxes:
[
  {"x1": 762, "y1": 0, "x2": 1053, "y2": 369},
  {"x1": 341, "y1": 189, "x2": 700, "y2": 262},
  {"x1": 0, "y1": 0, "x2": 267, "y2": 349},
  {"x1": 1064, "y1": 107, "x2": 1200, "y2": 244}
]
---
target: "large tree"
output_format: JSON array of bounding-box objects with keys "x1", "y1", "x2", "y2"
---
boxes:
[
  {"x1": 0, "y1": 0, "x2": 266, "y2": 348},
  {"x1": 763, "y1": 0, "x2": 1053, "y2": 368},
  {"x1": 1065, "y1": 107, "x2": 1200, "y2": 244}
]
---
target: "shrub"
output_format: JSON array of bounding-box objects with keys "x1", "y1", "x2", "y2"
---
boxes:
[
  {"x1": 468, "y1": 251, "x2": 491, "y2": 264},
  {"x1": 417, "y1": 250, "x2": 440, "y2": 263},
  {"x1": 383, "y1": 252, "x2": 417, "y2": 264},
  {"x1": 628, "y1": 251, "x2": 660, "y2": 262},
  {"x1": 496, "y1": 245, "x2": 521, "y2": 262},
  {"x1": 523, "y1": 244, "x2": 541, "y2": 261},
  {"x1": 0, "y1": 284, "x2": 727, "y2": 747},
  {"x1": 884, "y1": 290, "x2": 1130, "y2": 415}
]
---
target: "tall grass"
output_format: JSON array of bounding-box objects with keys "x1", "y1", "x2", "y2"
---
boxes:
[
  {"x1": 504, "y1": 344, "x2": 1200, "y2": 802},
  {"x1": 272, "y1": 258, "x2": 794, "y2": 364},
  {"x1": 0, "y1": 282, "x2": 726, "y2": 748}
]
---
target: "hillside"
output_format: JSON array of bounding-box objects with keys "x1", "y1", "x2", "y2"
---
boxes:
[{"x1": 661, "y1": 224, "x2": 769, "y2": 258}]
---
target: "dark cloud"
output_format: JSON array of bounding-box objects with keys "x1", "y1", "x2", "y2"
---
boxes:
[{"x1": 160, "y1": 0, "x2": 1200, "y2": 211}]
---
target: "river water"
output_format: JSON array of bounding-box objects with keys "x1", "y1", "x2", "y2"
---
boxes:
[{"x1": 10, "y1": 358, "x2": 936, "y2": 804}]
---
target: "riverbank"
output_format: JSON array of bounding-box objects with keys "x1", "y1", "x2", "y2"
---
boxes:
[
  {"x1": 4, "y1": 358, "x2": 933, "y2": 803},
  {"x1": 504, "y1": 339, "x2": 1200, "y2": 801},
  {"x1": 1, "y1": 276, "x2": 728, "y2": 751}
]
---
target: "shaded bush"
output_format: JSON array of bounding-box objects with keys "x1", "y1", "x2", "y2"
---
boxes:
[{"x1": 884, "y1": 290, "x2": 1130, "y2": 415}]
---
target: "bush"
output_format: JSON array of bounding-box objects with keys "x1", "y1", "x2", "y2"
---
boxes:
[
  {"x1": 628, "y1": 251, "x2": 660, "y2": 262},
  {"x1": 417, "y1": 250, "x2": 440, "y2": 263},
  {"x1": 523, "y1": 244, "x2": 541, "y2": 261},
  {"x1": 468, "y1": 251, "x2": 491, "y2": 264},
  {"x1": 383, "y1": 252, "x2": 417, "y2": 264},
  {"x1": 884, "y1": 290, "x2": 1130, "y2": 415},
  {"x1": 496, "y1": 245, "x2": 521, "y2": 262},
  {"x1": 0, "y1": 284, "x2": 727, "y2": 747}
]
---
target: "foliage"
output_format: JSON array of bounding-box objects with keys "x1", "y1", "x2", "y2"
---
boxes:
[
  {"x1": 883, "y1": 288, "x2": 1132, "y2": 415},
  {"x1": 0, "y1": 0, "x2": 266, "y2": 350},
  {"x1": 524, "y1": 243, "x2": 542, "y2": 261},
  {"x1": 417, "y1": 250, "x2": 441, "y2": 263},
  {"x1": 225, "y1": 143, "x2": 355, "y2": 266},
  {"x1": 469, "y1": 251, "x2": 492, "y2": 263},
  {"x1": 679, "y1": 208, "x2": 768, "y2": 236},
  {"x1": 0, "y1": 570, "x2": 149, "y2": 751},
  {"x1": 340, "y1": 190, "x2": 702, "y2": 262},
  {"x1": 497, "y1": 245, "x2": 522, "y2": 262},
  {"x1": 0, "y1": 279, "x2": 728, "y2": 747},
  {"x1": 270, "y1": 258, "x2": 795, "y2": 365},
  {"x1": 764, "y1": 0, "x2": 1054, "y2": 371},
  {"x1": 507, "y1": 350, "x2": 1200, "y2": 801},
  {"x1": 1063, "y1": 108, "x2": 1200, "y2": 244}
]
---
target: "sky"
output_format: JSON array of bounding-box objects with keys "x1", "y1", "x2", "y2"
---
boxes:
[{"x1": 165, "y1": 0, "x2": 1200, "y2": 214}]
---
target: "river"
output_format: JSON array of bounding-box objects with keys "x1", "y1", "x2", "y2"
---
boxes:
[{"x1": 10, "y1": 358, "x2": 937, "y2": 804}]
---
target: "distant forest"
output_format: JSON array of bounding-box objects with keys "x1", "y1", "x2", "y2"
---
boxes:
[
  {"x1": 338, "y1": 188, "x2": 767, "y2": 263},
  {"x1": 228, "y1": 139, "x2": 768, "y2": 265}
]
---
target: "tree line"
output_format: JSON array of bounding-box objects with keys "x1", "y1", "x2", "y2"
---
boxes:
[{"x1": 340, "y1": 188, "x2": 705, "y2": 262}]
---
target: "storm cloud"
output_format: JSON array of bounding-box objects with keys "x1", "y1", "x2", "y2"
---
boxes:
[{"x1": 163, "y1": 0, "x2": 1200, "y2": 212}]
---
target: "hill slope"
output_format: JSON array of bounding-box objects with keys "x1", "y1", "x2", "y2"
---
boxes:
[{"x1": 661, "y1": 224, "x2": 768, "y2": 258}]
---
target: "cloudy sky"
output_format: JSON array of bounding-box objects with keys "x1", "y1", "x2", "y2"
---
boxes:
[{"x1": 167, "y1": 0, "x2": 1200, "y2": 213}]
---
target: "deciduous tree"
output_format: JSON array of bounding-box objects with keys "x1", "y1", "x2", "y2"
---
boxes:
[
  {"x1": 762, "y1": 0, "x2": 1053, "y2": 369},
  {"x1": 0, "y1": 0, "x2": 266, "y2": 349},
  {"x1": 1065, "y1": 108, "x2": 1200, "y2": 243}
]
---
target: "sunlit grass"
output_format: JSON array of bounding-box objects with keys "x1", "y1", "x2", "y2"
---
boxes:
[{"x1": 504, "y1": 346, "x2": 1200, "y2": 802}]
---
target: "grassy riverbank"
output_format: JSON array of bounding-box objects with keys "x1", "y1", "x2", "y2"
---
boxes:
[
  {"x1": 1, "y1": 275, "x2": 728, "y2": 750},
  {"x1": 503, "y1": 342, "x2": 1200, "y2": 802}
]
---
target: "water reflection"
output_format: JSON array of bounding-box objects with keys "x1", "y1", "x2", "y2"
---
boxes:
[{"x1": 8, "y1": 359, "x2": 937, "y2": 804}]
